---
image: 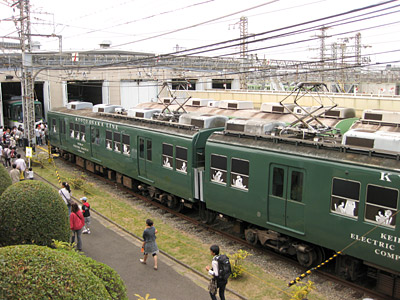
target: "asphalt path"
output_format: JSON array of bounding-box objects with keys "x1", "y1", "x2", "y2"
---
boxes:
[{"x1": 81, "y1": 214, "x2": 217, "y2": 300}]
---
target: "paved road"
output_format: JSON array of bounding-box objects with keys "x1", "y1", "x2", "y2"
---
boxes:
[{"x1": 81, "y1": 214, "x2": 220, "y2": 300}]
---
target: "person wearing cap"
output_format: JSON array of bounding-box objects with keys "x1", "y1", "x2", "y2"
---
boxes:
[{"x1": 81, "y1": 197, "x2": 91, "y2": 234}]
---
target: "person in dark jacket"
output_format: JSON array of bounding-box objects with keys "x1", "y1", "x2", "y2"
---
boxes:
[
  {"x1": 139, "y1": 219, "x2": 159, "y2": 270},
  {"x1": 70, "y1": 203, "x2": 84, "y2": 251}
]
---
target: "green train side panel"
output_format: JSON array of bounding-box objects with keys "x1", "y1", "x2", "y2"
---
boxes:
[
  {"x1": 203, "y1": 139, "x2": 400, "y2": 274},
  {"x1": 48, "y1": 111, "x2": 221, "y2": 202}
]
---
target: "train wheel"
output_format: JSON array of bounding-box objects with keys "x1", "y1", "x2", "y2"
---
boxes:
[
  {"x1": 297, "y1": 249, "x2": 317, "y2": 268},
  {"x1": 206, "y1": 210, "x2": 217, "y2": 224},
  {"x1": 166, "y1": 195, "x2": 184, "y2": 212},
  {"x1": 199, "y1": 205, "x2": 207, "y2": 223},
  {"x1": 199, "y1": 204, "x2": 217, "y2": 224},
  {"x1": 245, "y1": 229, "x2": 258, "y2": 245},
  {"x1": 315, "y1": 247, "x2": 325, "y2": 266}
]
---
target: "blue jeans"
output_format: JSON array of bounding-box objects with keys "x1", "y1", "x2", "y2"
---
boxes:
[{"x1": 71, "y1": 228, "x2": 83, "y2": 250}]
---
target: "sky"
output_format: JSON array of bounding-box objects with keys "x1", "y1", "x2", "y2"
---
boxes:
[{"x1": 1, "y1": 0, "x2": 399, "y2": 65}]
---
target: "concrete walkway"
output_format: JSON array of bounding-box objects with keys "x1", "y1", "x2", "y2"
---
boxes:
[{"x1": 81, "y1": 213, "x2": 238, "y2": 300}]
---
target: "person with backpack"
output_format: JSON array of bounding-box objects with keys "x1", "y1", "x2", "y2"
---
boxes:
[{"x1": 205, "y1": 244, "x2": 231, "y2": 300}]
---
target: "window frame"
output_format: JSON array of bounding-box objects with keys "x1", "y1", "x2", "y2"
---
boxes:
[
  {"x1": 364, "y1": 184, "x2": 398, "y2": 228},
  {"x1": 80, "y1": 125, "x2": 86, "y2": 142},
  {"x1": 330, "y1": 177, "x2": 360, "y2": 219},
  {"x1": 175, "y1": 146, "x2": 188, "y2": 174},
  {"x1": 113, "y1": 132, "x2": 121, "y2": 153},
  {"x1": 162, "y1": 143, "x2": 173, "y2": 169},
  {"x1": 210, "y1": 154, "x2": 227, "y2": 186},
  {"x1": 122, "y1": 134, "x2": 130, "y2": 156},
  {"x1": 230, "y1": 157, "x2": 249, "y2": 191},
  {"x1": 105, "y1": 130, "x2": 113, "y2": 150}
]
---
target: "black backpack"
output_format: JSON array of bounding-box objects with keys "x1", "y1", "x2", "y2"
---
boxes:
[{"x1": 217, "y1": 254, "x2": 232, "y2": 281}]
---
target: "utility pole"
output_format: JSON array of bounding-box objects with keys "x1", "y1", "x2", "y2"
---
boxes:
[
  {"x1": 238, "y1": 16, "x2": 248, "y2": 90},
  {"x1": 15, "y1": 0, "x2": 36, "y2": 146}
]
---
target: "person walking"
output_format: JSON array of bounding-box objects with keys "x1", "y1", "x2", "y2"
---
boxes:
[
  {"x1": 14, "y1": 154, "x2": 26, "y2": 180},
  {"x1": 59, "y1": 182, "x2": 72, "y2": 215},
  {"x1": 81, "y1": 197, "x2": 91, "y2": 234},
  {"x1": 9, "y1": 164, "x2": 20, "y2": 184},
  {"x1": 2, "y1": 145, "x2": 11, "y2": 168},
  {"x1": 70, "y1": 203, "x2": 85, "y2": 251},
  {"x1": 139, "y1": 219, "x2": 159, "y2": 270},
  {"x1": 206, "y1": 245, "x2": 229, "y2": 300}
]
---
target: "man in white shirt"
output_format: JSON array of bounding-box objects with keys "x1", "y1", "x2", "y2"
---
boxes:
[
  {"x1": 14, "y1": 154, "x2": 27, "y2": 179},
  {"x1": 205, "y1": 245, "x2": 227, "y2": 300}
]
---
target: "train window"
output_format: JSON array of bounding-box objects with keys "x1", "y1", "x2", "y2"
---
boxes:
[
  {"x1": 272, "y1": 167, "x2": 284, "y2": 197},
  {"x1": 290, "y1": 171, "x2": 303, "y2": 202},
  {"x1": 80, "y1": 125, "x2": 86, "y2": 142},
  {"x1": 52, "y1": 119, "x2": 57, "y2": 133},
  {"x1": 139, "y1": 138, "x2": 144, "y2": 158},
  {"x1": 330, "y1": 178, "x2": 360, "y2": 218},
  {"x1": 91, "y1": 128, "x2": 100, "y2": 145},
  {"x1": 162, "y1": 143, "x2": 173, "y2": 169},
  {"x1": 69, "y1": 123, "x2": 74, "y2": 138},
  {"x1": 210, "y1": 154, "x2": 227, "y2": 185},
  {"x1": 74, "y1": 124, "x2": 80, "y2": 140},
  {"x1": 113, "y1": 132, "x2": 121, "y2": 153},
  {"x1": 106, "y1": 130, "x2": 112, "y2": 150},
  {"x1": 146, "y1": 140, "x2": 152, "y2": 161},
  {"x1": 122, "y1": 134, "x2": 130, "y2": 156},
  {"x1": 176, "y1": 146, "x2": 187, "y2": 174},
  {"x1": 231, "y1": 158, "x2": 249, "y2": 191},
  {"x1": 365, "y1": 185, "x2": 398, "y2": 227}
]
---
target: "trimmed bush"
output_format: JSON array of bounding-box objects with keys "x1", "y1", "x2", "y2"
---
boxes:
[
  {"x1": 0, "y1": 245, "x2": 111, "y2": 300},
  {"x1": 53, "y1": 242, "x2": 128, "y2": 300},
  {"x1": 0, "y1": 180, "x2": 70, "y2": 247},
  {"x1": 0, "y1": 164, "x2": 12, "y2": 196}
]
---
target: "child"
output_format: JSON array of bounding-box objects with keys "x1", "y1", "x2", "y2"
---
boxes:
[
  {"x1": 81, "y1": 197, "x2": 91, "y2": 234},
  {"x1": 27, "y1": 167, "x2": 34, "y2": 180}
]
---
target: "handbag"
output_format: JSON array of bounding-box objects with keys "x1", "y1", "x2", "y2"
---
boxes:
[{"x1": 208, "y1": 278, "x2": 217, "y2": 295}]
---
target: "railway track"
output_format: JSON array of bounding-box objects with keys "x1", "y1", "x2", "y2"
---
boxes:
[{"x1": 42, "y1": 154, "x2": 392, "y2": 300}]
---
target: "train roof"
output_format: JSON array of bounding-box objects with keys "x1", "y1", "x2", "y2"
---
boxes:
[
  {"x1": 49, "y1": 107, "x2": 220, "y2": 138},
  {"x1": 207, "y1": 132, "x2": 400, "y2": 171}
]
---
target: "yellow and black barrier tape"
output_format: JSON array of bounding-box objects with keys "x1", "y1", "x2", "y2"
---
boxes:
[{"x1": 287, "y1": 251, "x2": 342, "y2": 287}]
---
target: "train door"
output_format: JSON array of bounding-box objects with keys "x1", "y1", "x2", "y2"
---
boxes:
[
  {"x1": 138, "y1": 137, "x2": 152, "y2": 179},
  {"x1": 268, "y1": 164, "x2": 305, "y2": 233},
  {"x1": 90, "y1": 126, "x2": 101, "y2": 161},
  {"x1": 58, "y1": 118, "x2": 66, "y2": 146}
]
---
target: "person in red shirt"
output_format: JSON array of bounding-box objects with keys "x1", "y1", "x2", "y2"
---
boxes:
[{"x1": 70, "y1": 203, "x2": 85, "y2": 251}]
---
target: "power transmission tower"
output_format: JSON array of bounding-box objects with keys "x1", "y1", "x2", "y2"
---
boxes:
[{"x1": 14, "y1": 0, "x2": 36, "y2": 146}]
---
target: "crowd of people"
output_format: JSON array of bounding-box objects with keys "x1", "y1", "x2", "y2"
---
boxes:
[{"x1": 0, "y1": 124, "x2": 45, "y2": 183}]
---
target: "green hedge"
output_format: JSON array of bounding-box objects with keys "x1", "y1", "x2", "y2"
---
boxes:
[
  {"x1": 0, "y1": 180, "x2": 70, "y2": 247},
  {"x1": 54, "y1": 244, "x2": 128, "y2": 300},
  {"x1": 0, "y1": 245, "x2": 111, "y2": 300},
  {"x1": 0, "y1": 164, "x2": 12, "y2": 196}
]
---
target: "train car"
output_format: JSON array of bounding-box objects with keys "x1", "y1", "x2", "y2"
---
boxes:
[
  {"x1": 48, "y1": 99, "x2": 399, "y2": 298},
  {"x1": 48, "y1": 103, "x2": 226, "y2": 210},
  {"x1": 203, "y1": 117, "x2": 400, "y2": 298},
  {"x1": 3, "y1": 97, "x2": 43, "y2": 129}
]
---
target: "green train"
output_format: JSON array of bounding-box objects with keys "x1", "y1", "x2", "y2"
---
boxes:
[
  {"x1": 48, "y1": 102, "x2": 400, "y2": 298},
  {"x1": 3, "y1": 97, "x2": 43, "y2": 129}
]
